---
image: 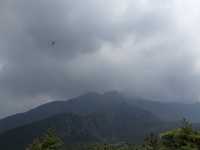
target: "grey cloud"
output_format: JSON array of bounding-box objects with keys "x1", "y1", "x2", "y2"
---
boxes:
[{"x1": 0, "y1": 0, "x2": 199, "y2": 118}]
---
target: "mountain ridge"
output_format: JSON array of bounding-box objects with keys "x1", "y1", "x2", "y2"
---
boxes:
[
  {"x1": 0, "y1": 91, "x2": 149, "y2": 133},
  {"x1": 0, "y1": 100, "x2": 163, "y2": 150},
  {"x1": 1, "y1": 91, "x2": 200, "y2": 135}
]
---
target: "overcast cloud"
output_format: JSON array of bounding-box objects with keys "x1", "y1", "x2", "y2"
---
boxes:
[{"x1": 0, "y1": 0, "x2": 200, "y2": 118}]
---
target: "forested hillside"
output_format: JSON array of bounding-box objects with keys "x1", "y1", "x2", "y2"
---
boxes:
[
  {"x1": 25, "y1": 119, "x2": 200, "y2": 150},
  {"x1": 1, "y1": 92, "x2": 200, "y2": 134}
]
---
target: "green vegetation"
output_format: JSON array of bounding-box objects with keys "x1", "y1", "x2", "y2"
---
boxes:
[
  {"x1": 160, "y1": 118, "x2": 200, "y2": 150},
  {"x1": 26, "y1": 129, "x2": 63, "y2": 150},
  {"x1": 142, "y1": 118, "x2": 200, "y2": 150},
  {"x1": 26, "y1": 119, "x2": 200, "y2": 150}
]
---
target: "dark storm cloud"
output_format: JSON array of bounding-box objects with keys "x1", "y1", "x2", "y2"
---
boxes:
[{"x1": 0, "y1": 0, "x2": 200, "y2": 117}]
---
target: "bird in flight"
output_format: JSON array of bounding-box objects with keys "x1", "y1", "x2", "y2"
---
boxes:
[
  {"x1": 51, "y1": 41, "x2": 56, "y2": 46},
  {"x1": 50, "y1": 40, "x2": 56, "y2": 46}
]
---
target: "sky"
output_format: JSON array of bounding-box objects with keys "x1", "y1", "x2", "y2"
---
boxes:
[{"x1": 0, "y1": 0, "x2": 200, "y2": 118}]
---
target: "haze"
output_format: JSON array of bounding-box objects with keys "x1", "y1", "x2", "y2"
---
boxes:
[{"x1": 0, "y1": 0, "x2": 200, "y2": 118}]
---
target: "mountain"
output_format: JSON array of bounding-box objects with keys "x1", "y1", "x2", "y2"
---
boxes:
[
  {"x1": 129, "y1": 98, "x2": 200, "y2": 122},
  {"x1": 1, "y1": 91, "x2": 200, "y2": 149},
  {"x1": 0, "y1": 91, "x2": 156, "y2": 134},
  {"x1": 1, "y1": 91, "x2": 200, "y2": 135},
  {"x1": 0, "y1": 102, "x2": 164, "y2": 150}
]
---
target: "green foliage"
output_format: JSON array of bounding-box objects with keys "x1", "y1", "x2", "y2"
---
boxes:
[
  {"x1": 25, "y1": 118, "x2": 200, "y2": 150},
  {"x1": 143, "y1": 133, "x2": 160, "y2": 150},
  {"x1": 59, "y1": 143, "x2": 141, "y2": 150},
  {"x1": 83, "y1": 143, "x2": 140, "y2": 150},
  {"x1": 181, "y1": 118, "x2": 193, "y2": 133},
  {"x1": 160, "y1": 118, "x2": 200, "y2": 150},
  {"x1": 26, "y1": 129, "x2": 63, "y2": 150},
  {"x1": 139, "y1": 118, "x2": 200, "y2": 150}
]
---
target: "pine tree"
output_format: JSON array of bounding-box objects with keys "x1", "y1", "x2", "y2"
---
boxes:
[
  {"x1": 26, "y1": 129, "x2": 63, "y2": 150},
  {"x1": 143, "y1": 133, "x2": 160, "y2": 150}
]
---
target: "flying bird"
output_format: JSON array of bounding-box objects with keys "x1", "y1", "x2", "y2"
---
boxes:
[{"x1": 49, "y1": 40, "x2": 56, "y2": 46}]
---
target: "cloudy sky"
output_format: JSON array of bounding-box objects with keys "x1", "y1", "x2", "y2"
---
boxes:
[{"x1": 0, "y1": 0, "x2": 200, "y2": 118}]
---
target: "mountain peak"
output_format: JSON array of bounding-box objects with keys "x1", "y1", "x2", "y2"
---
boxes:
[
  {"x1": 103, "y1": 91, "x2": 122, "y2": 97},
  {"x1": 80, "y1": 91, "x2": 101, "y2": 97}
]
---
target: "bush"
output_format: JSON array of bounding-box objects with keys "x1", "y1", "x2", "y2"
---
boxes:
[{"x1": 26, "y1": 129, "x2": 63, "y2": 150}]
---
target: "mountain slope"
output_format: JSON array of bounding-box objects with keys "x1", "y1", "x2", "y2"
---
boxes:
[
  {"x1": 129, "y1": 98, "x2": 200, "y2": 122},
  {"x1": 0, "y1": 92, "x2": 122, "y2": 133},
  {"x1": 0, "y1": 103, "x2": 163, "y2": 150},
  {"x1": 0, "y1": 92, "x2": 162, "y2": 134},
  {"x1": 1, "y1": 91, "x2": 200, "y2": 134}
]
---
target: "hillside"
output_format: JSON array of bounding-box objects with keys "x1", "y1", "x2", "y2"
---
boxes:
[
  {"x1": 1, "y1": 92, "x2": 199, "y2": 149},
  {"x1": 1, "y1": 91, "x2": 200, "y2": 135},
  {"x1": 0, "y1": 92, "x2": 152, "y2": 133},
  {"x1": 130, "y1": 98, "x2": 200, "y2": 122},
  {"x1": 0, "y1": 104, "x2": 164, "y2": 150}
]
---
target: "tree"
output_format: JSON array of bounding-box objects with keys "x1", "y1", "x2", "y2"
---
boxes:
[
  {"x1": 181, "y1": 118, "x2": 193, "y2": 134},
  {"x1": 143, "y1": 133, "x2": 160, "y2": 150},
  {"x1": 26, "y1": 129, "x2": 63, "y2": 150},
  {"x1": 160, "y1": 118, "x2": 200, "y2": 150}
]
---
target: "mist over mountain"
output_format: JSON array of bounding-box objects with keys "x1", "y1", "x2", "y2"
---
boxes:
[
  {"x1": 0, "y1": 91, "x2": 200, "y2": 149},
  {"x1": 0, "y1": 92, "x2": 165, "y2": 150},
  {"x1": 1, "y1": 0, "x2": 200, "y2": 118},
  {"x1": 1, "y1": 91, "x2": 200, "y2": 135},
  {"x1": 1, "y1": 1, "x2": 200, "y2": 149},
  {"x1": 0, "y1": 91, "x2": 150, "y2": 133}
]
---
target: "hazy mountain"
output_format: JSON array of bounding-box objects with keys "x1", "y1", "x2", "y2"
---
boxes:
[
  {"x1": 0, "y1": 106, "x2": 163, "y2": 150},
  {"x1": 129, "y1": 98, "x2": 200, "y2": 122},
  {"x1": 0, "y1": 91, "x2": 154, "y2": 133},
  {"x1": 1, "y1": 91, "x2": 200, "y2": 135},
  {"x1": 1, "y1": 91, "x2": 200, "y2": 149}
]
